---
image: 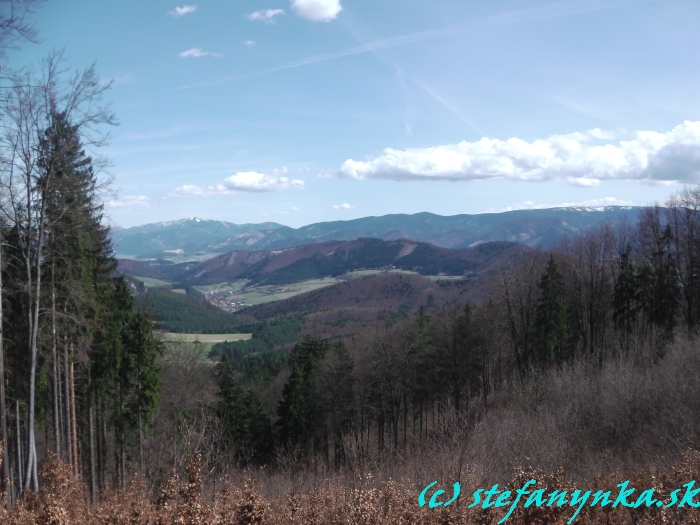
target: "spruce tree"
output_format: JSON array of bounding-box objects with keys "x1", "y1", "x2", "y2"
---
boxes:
[
  {"x1": 613, "y1": 244, "x2": 640, "y2": 354},
  {"x1": 277, "y1": 336, "x2": 328, "y2": 459},
  {"x1": 319, "y1": 342, "x2": 354, "y2": 467},
  {"x1": 216, "y1": 356, "x2": 274, "y2": 465},
  {"x1": 534, "y1": 255, "x2": 567, "y2": 367},
  {"x1": 638, "y1": 225, "x2": 679, "y2": 344}
]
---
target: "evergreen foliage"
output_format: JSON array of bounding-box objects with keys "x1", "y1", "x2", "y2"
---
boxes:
[
  {"x1": 534, "y1": 255, "x2": 567, "y2": 366},
  {"x1": 215, "y1": 356, "x2": 275, "y2": 465},
  {"x1": 138, "y1": 288, "x2": 241, "y2": 333},
  {"x1": 318, "y1": 342, "x2": 354, "y2": 467},
  {"x1": 277, "y1": 336, "x2": 329, "y2": 458},
  {"x1": 212, "y1": 316, "x2": 303, "y2": 357}
]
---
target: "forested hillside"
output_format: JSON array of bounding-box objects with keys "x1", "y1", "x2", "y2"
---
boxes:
[
  {"x1": 1, "y1": 91, "x2": 696, "y2": 521},
  {"x1": 111, "y1": 206, "x2": 642, "y2": 259},
  {"x1": 2, "y1": 5, "x2": 700, "y2": 525},
  {"x1": 163, "y1": 237, "x2": 527, "y2": 286},
  {"x1": 3, "y1": 93, "x2": 700, "y2": 525},
  {"x1": 138, "y1": 289, "x2": 244, "y2": 333}
]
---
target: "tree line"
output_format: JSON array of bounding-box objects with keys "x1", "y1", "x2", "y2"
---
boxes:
[
  {"x1": 0, "y1": 61, "x2": 693, "y2": 497},
  {"x1": 0, "y1": 0, "x2": 695, "y2": 512},
  {"x1": 0, "y1": 52, "x2": 163, "y2": 506},
  {"x1": 207, "y1": 191, "x2": 692, "y2": 472}
]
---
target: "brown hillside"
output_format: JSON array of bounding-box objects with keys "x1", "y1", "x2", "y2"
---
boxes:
[
  {"x1": 177, "y1": 238, "x2": 530, "y2": 286},
  {"x1": 240, "y1": 272, "x2": 479, "y2": 322},
  {"x1": 117, "y1": 259, "x2": 170, "y2": 281}
]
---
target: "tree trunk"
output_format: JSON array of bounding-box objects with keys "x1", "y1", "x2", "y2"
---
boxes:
[
  {"x1": 0, "y1": 239, "x2": 12, "y2": 507},
  {"x1": 70, "y1": 358, "x2": 78, "y2": 475},
  {"x1": 51, "y1": 264, "x2": 60, "y2": 459},
  {"x1": 138, "y1": 409, "x2": 143, "y2": 476},
  {"x1": 99, "y1": 397, "x2": 107, "y2": 490},
  {"x1": 15, "y1": 400, "x2": 22, "y2": 496},
  {"x1": 64, "y1": 338, "x2": 73, "y2": 469},
  {"x1": 24, "y1": 190, "x2": 50, "y2": 493},
  {"x1": 88, "y1": 382, "x2": 96, "y2": 504},
  {"x1": 403, "y1": 393, "x2": 407, "y2": 448}
]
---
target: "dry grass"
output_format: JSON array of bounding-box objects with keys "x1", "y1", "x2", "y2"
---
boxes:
[
  {"x1": 4, "y1": 337, "x2": 700, "y2": 524},
  {"x1": 2, "y1": 446, "x2": 700, "y2": 524}
]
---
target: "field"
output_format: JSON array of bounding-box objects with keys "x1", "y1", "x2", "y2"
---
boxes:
[
  {"x1": 195, "y1": 277, "x2": 342, "y2": 309},
  {"x1": 161, "y1": 332, "x2": 252, "y2": 343},
  {"x1": 195, "y1": 270, "x2": 464, "y2": 311},
  {"x1": 133, "y1": 276, "x2": 172, "y2": 288},
  {"x1": 161, "y1": 332, "x2": 253, "y2": 357}
]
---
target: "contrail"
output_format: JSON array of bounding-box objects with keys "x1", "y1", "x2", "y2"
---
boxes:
[{"x1": 174, "y1": 0, "x2": 657, "y2": 91}]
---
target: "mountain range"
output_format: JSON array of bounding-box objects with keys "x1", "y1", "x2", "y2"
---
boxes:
[
  {"x1": 111, "y1": 206, "x2": 642, "y2": 260},
  {"x1": 141, "y1": 237, "x2": 527, "y2": 286}
]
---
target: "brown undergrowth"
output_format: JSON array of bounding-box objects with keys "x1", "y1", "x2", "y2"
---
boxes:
[{"x1": 3, "y1": 446, "x2": 700, "y2": 524}]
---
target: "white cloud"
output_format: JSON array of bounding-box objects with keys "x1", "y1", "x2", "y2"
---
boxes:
[
  {"x1": 179, "y1": 47, "x2": 222, "y2": 58},
  {"x1": 168, "y1": 171, "x2": 304, "y2": 197},
  {"x1": 568, "y1": 177, "x2": 601, "y2": 187},
  {"x1": 291, "y1": 0, "x2": 341, "y2": 21},
  {"x1": 338, "y1": 121, "x2": 700, "y2": 185},
  {"x1": 169, "y1": 5, "x2": 196, "y2": 17},
  {"x1": 248, "y1": 9, "x2": 284, "y2": 23},
  {"x1": 104, "y1": 195, "x2": 155, "y2": 209},
  {"x1": 486, "y1": 197, "x2": 634, "y2": 213},
  {"x1": 332, "y1": 202, "x2": 355, "y2": 210},
  {"x1": 244, "y1": 40, "x2": 257, "y2": 47}
]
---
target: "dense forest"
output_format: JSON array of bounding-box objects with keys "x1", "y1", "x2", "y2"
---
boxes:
[
  {"x1": 0, "y1": 37, "x2": 164, "y2": 504},
  {"x1": 137, "y1": 288, "x2": 241, "y2": 334}
]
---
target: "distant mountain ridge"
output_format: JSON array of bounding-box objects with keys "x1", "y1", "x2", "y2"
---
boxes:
[
  {"x1": 111, "y1": 207, "x2": 642, "y2": 259},
  {"x1": 165, "y1": 237, "x2": 527, "y2": 286}
]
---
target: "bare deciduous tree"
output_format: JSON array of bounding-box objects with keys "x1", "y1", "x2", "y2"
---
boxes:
[
  {"x1": 0, "y1": 0, "x2": 44, "y2": 61},
  {"x1": 0, "y1": 50, "x2": 115, "y2": 493}
]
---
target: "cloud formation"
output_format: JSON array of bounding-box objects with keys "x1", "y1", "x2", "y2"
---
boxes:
[
  {"x1": 338, "y1": 121, "x2": 700, "y2": 185},
  {"x1": 486, "y1": 197, "x2": 634, "y2": 213},
  {"x1": 248, "y1": 9, "x2": 284, "y2": 23},
  {"x1": 291, "y1": 0, "x2": 342, "y2": 21},
  {"x1": 179, "y1": 47, "x2": 222, "y2": 58},
  {"x1": 169, "y1": 5, "x2": 196, "y2": 17},
  {"x1": 168, "y1": 171, "x2": 304, "y2": 197},
  {"x1": 332, "y1": 202, "x2": 354, "y2": 210},
  {"x1": 104, "y1": 195, "x2": 154, "y2": 209},
  {"x1": 244, "y1": 40, "x2": 256, "y2": 47}
]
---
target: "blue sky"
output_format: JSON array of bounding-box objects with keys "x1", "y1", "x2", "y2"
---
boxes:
[{"x1": 9, "y1": 0, "x2": 700, "y2": 227}]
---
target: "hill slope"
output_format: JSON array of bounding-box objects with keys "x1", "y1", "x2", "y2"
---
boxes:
[
  {"x1": 112, "y1": 207, "x2": 641, "y2": 259},
  {"x1": 171, "y1": 238, "x2": 525, "y2": 286}
]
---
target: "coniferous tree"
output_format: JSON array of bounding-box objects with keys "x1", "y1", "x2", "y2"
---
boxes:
[
  {"x1": 122, "y1": 309, "x2": 164, "y2": 474},
  {"x1": 433, "y1": 305, "x2": 481, "y2": 413},
  {"x1": 638, "y1": 225, "x2": 679, "y2": 344},
  {"x1": 319, "y1": 342, "x2": 354, "y2": 467},
  {"x1": 95, "y1": 276, "x2": 163, "y2": 486},
  {"x1": 216, "y1": 356, "x2": 274, "y2": 465},
  {"x1": 277, "y1": 336, "x2": 329, "y2": 459},
  {"x1": 534, "y1": 255, "x2": 567, "y2": 367},
  {"x1": 0, "y1": 52, "x2": 116, "y2": 493},
  {"x1": 613, "y1": 244, "x2": 640, "y2": 355}
]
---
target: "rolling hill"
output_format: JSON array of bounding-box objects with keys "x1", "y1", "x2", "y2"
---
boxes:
[
  {"x1": 111, "y1": 207, "x2": 642, "y2": 259},
  {"x1": 165, "y1": 238, "x2": 527, "y2": 286}
]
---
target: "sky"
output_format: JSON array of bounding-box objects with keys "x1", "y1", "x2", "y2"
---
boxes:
[{"x1": 7, "y1": 0, "x2": 700, "y2": 228}]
